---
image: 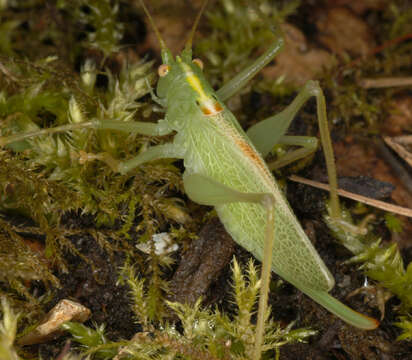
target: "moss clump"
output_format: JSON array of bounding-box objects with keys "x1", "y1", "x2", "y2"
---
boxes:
[
  {"x1": 325, "y1": 204, "x2": 412, "y2": 339},
  {"x1": 0, "y1": 298, "x2": 20, "y2": 360},
  {"x1": 61, "y1": 259, "x2": 315, "y2": 359},
  {"x1": 0, "y1": 0, "x2": 187, "y2": 343}
]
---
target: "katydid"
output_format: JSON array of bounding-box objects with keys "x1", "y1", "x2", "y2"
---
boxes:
[{"x1": 0, "y1": 0, "x2": 379, "y2": 358}]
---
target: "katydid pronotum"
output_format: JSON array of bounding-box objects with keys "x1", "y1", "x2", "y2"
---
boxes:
[{"x1": 0, "y1": 0, "x2": 379, "y2": 358}]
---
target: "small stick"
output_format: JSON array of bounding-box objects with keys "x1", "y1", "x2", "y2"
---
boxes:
[
  {"x1": 359, "y1": 77, "x2": 412, "y2": 89},
  {"x1": 289, "y1": 175, "x2": 412, "y2": 218},
  {"x1": 383, "y1": 136, "x2": 412, "y2": 168},
  {"x1": 339, "y1": 33, "x2": 412, "y2": 74},
  {"x1": 375, "y1": 138, "x2": 412, "y2": 195},
  {"x1": 0, "y1": 61, "x2": 19, "y2": 82}
]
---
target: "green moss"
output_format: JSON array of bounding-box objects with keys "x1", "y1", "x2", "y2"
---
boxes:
[
  {"x1": 70, "y1": 0, "x2": 124, "y2": 59},
  {"x1": 394, "y1": 315, "x2": 412, "y2": 341},
  {"x1": 325, "y1": 204, "x2": 412, "y2": 337},
  {"x1": 0, "y1": 298, "x2": 21, "y2": 360},
  {"x1": 0, "y1": 0, "x2": 185, "y2": 342},
  {"x1": 63, "y1": 259, "x2": 315, "y2": 359},
  {"x1": 384, "y1": 213, "x2": 403, "y2": 234}
]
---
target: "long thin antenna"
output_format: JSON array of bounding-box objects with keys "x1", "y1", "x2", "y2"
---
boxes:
[
  {"x1": 184, "y1": 0, "x2": 209, "y2": 50},
  {"x1": 139, "y1": 0, "x2": 167, "y2": 50}
]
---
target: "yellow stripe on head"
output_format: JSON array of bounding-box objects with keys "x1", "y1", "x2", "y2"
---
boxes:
[{"x1": 180, "y1": 62, "x2": 223, "y2": 116}]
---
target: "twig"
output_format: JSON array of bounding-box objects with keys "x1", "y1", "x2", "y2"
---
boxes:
[
  {"x1": 339, "y1": 33, "x2": 412, "y2": 75},
  {"x1": 375, "y1": 138, "x2": 412, "y2": 195},
  {"x1": 289, "y1": 175, "x2": 412, "y2": 218},
  {"x1": 359, "y1": 77, "x2": 412, "y2": 89},
  {"x1": 0, "y1": 61, "x2": 19, "y2": 82},
  {"x1": 383, "y1": 136, "x2": 412, "y2": 168}
]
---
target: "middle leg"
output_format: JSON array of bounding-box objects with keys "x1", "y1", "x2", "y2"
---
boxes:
[{"x1": 246, "y1": 80, "x2": 341, "y2": 220}]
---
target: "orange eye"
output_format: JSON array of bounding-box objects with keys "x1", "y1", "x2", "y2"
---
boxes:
[
  {"x1": 158, "y1": 64, "x2": 170, "y2": 77},
  {"x1": 192, "y1": 58, "x2": 204, "y2": 70}
]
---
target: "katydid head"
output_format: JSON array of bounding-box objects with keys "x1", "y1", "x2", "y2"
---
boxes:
[{"x1": 140, "y1": 0, "x2": 222, "y2": 115}]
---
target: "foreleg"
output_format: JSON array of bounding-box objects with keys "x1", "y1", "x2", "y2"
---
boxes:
[{"x1": 0, "y1": 118, "x2": 172, "y2": 147}]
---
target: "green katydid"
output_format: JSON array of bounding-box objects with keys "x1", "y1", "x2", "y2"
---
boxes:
[{"x1": 0, "y1": 0, "x2": 379, "y2": 358}]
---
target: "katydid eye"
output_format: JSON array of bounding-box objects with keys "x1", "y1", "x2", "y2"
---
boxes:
[
  {"x1": 192, "y1": 58, "x2": 204, "y2": 70},
  {"x1": 158, "y1": 64, "x2": 170, "y2": 77}
]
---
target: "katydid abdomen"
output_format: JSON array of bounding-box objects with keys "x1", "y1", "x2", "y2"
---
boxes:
[{"x1": 180, "y1": 106, "x2": 334, "y2": 293}]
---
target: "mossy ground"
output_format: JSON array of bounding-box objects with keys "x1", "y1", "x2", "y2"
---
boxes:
[{"x1": 1, "y1": 0, "x2": 412, "y2": 359}]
